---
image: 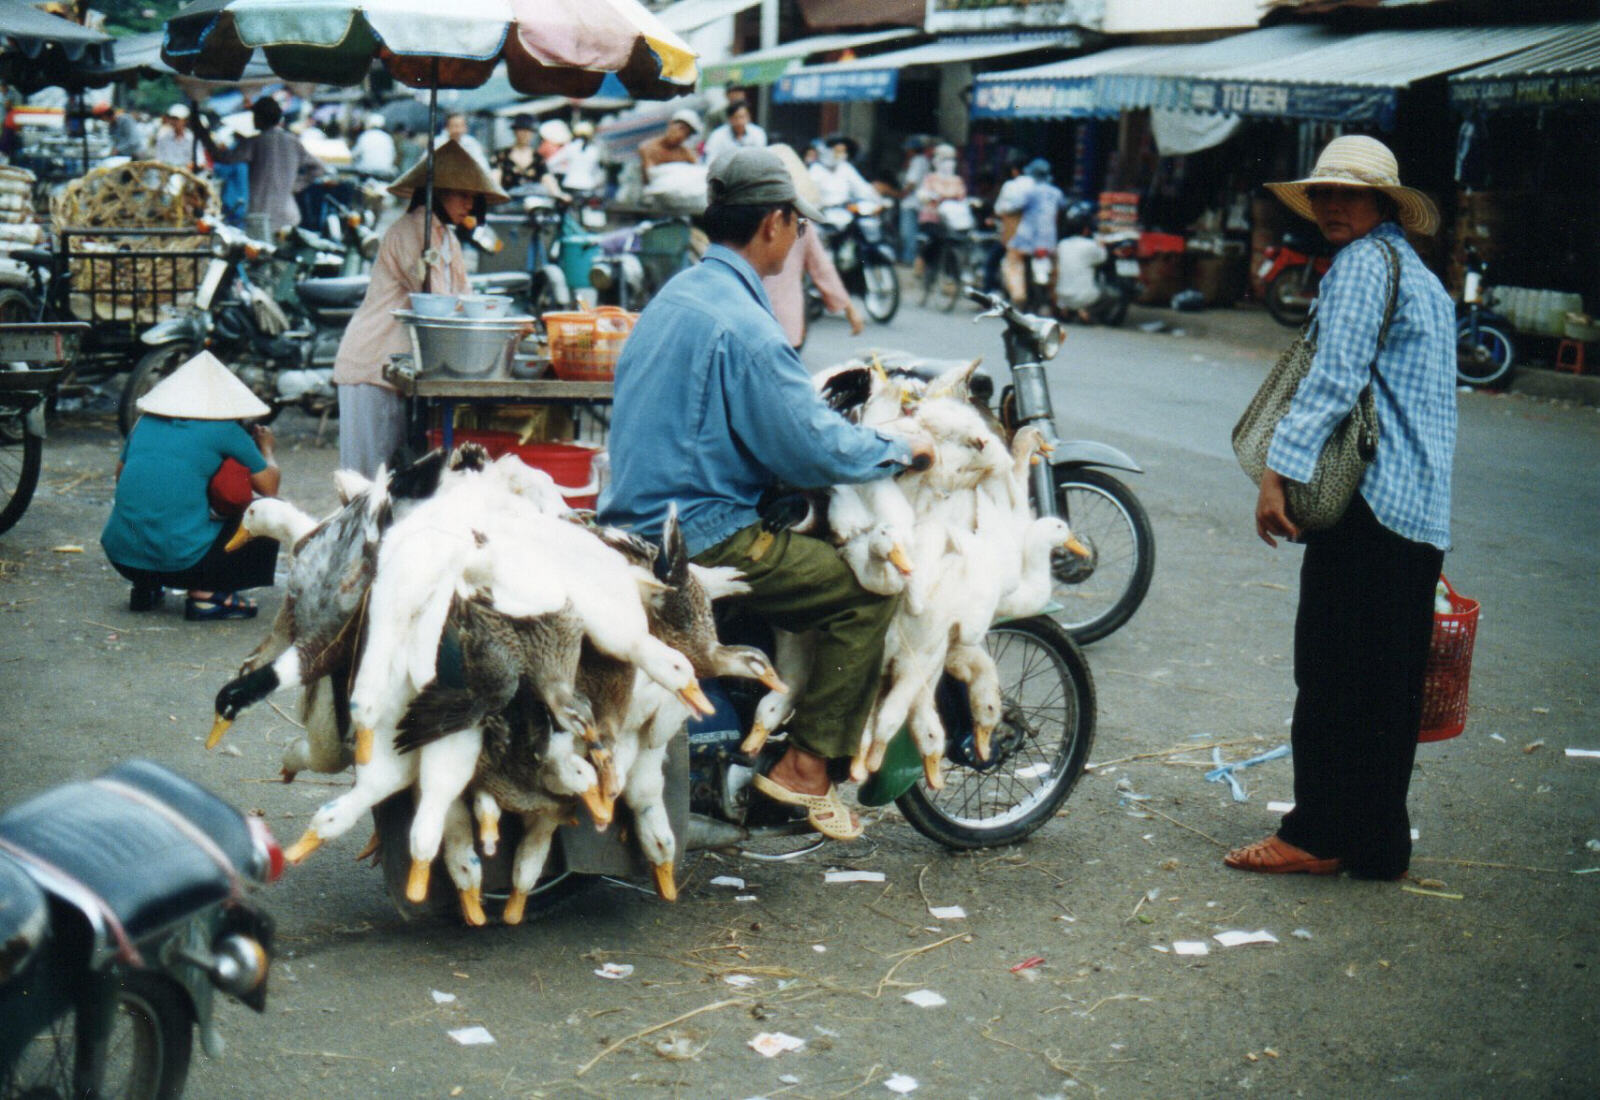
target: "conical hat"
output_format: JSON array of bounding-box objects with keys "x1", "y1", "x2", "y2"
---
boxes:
[
  {"x1": 135, "y1": 350, "x2": 270, "y2": 420},
  {"x1": 388, "y1": 140, "x2": 509, "y2": 205},
  {"x1": 1266, "y1": 135, "x2": 1438, "y2": 237},
  {"x1": 767, "y1": 143, "x2": 825, "y2": 219}
]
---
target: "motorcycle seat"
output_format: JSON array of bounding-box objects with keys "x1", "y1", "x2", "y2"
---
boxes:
[
  {"x1": 12, "y1": 248, "x2": 53, "y2": 269},
  {"x1": 296, "y1": 275, "x2": 371, "y2": 310},
  {"x1": 0, "y1": 851, "x2": 47, "y2": 982},
  {"x1": 471, "y1": 271, "x2": 531, "y2": 296},
  {"x1": 0, "y1": 762, "x2": 254, "y2": 949}
]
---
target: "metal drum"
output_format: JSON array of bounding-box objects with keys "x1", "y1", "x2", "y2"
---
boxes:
[{"x1": 395, "y1": 311, "x2": 532, "y2": 379}]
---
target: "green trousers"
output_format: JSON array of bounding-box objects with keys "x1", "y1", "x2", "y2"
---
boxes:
[{"x1": 693, "y1": 522, "x2": 897, "y2": 760}]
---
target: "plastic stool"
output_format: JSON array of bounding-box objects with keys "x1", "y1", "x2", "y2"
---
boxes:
[{"x1": 1555, "y1": 339, "x2": 1587, "y2": 375}]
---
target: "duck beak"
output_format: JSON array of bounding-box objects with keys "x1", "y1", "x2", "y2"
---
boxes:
[
  {"x1": 581, "y1": 784, "x2": 614, "y2": 830},
  {"x1": 224, "y1": 524, "x2": 255, "y2": 553},
  {"x1": 1039, "y1": 440, "x2": 1056, "y2": 454},
  {"x1": 757, "y1": 669, "x2": 789, "y2": 694},
  {"x1": 1064, "y1": 535, "x2": 1091, "y2": 559},
  {"x1": 205, "y1": 714, "x2": 233, "y2": 750},
  {"x1": 283, "y1": 829, "x2": 323, "y2": 865},
  {"x1": 887, "y1": 543, "x2": 914, "y2": 575},
  {"x1": 678, "y1": 681, "x2": 717, "y2": 718},
  {"x1": 740, "y1": 721, "x2": 771, "y2": 756},
  {"x1": 353, "y1": 725, "x2": 375, "y2": 766},
  {"x1": 652, "y1": 863, "x2": 678, "y2": 902}
]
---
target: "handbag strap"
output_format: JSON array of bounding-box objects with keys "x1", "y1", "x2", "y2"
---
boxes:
[{"x1": 1355, "y1": 237, "x2": 1402, "y2": 457}]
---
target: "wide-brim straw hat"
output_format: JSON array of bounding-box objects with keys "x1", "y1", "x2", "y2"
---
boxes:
[
  {"x1": 767, "y1": 143, "x2": 827, "y2": 222},
  {"x1": 388, "y1": 140, "x2": 510, "y2": 205},
  {"x1": 1266, "y1": 135, "x2": 1438, "y2": 236},
  {"x1": 135, "y1": 350, "x2": 270, "y2": 421}
]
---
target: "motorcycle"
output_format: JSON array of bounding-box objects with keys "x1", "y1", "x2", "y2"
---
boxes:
[
  {"x1": 374, "y1": 605, "x2": 1096, "y2": 922},
  {"x1": 585, "y1": 216, "x2": 695, "y2": 311},
  {"x1": 820, "y1": 201, "x2": 901, "y2": 324},
  {"x1": 964, "y1": 285, "x2": 1155, "y2": 645},
  {"x1": 1259, "y1": 227, "x2": 1334, "y2": 328},
  {"x1": 0, "y1": 760, "x2": 280, "y2": 1098},
  {"x1": 1079, "y1": 233, "x2": 1138, "y2": 327},
  {"x1": 0, "y1": 322, "x2": 85, "y2": 536},
  {"x1": 121, "y1": 225, "x2": 532, "y2": 435},
  {"x1": 1455, "y1": 245, "x2": 1516, "y2": 387}
]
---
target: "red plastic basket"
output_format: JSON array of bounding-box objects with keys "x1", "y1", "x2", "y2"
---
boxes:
[
  {"x1": 424, "y1": 428, "x2": 599, "y2": 508},
  {"x1": 542, "y1": 307, "x2": 636, "y2": 382},
  {"x1": 1418, "y1": 575, "x2": 1479, "y2": 743}
]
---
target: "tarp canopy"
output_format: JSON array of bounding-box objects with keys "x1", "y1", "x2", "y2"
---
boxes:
[
  {"x1": 0, "y1": 0, "x2": 114, "y2": 91},
  {"x1": 775, "y1": 32, "x2": 1079, "y2": 105},
  {"x1": 700, "y1": 28, "x2": 917, "y2": 87},
  {"x1": 655, "y1": 0, "x2": 760, "y2": 35},
  {"x1": 1095, "y1": 22, "x2": 1576, "y2": 129},
  {"x1": 1449, "y1": 21, "x2": 1600, "y2": 113},
  {"x1": 970, "y1": 44, "x2": 1171, "y2": 120}
]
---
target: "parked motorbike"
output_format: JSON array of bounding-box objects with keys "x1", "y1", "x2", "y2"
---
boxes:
[
  {"x1": 1455, "y1": 245, "x2": 1516, "y2": 387},
  {"x1": 964, "y1": 285, "x2": 1155, "y2": 644},
  {"x1": 1259, "y1": 227, "x2": 1334, "y2": 327},
  {"x1": 820, "y1": 201, "x2": 900, "y2": 324},
  {"x1": 375, "y1": 607, "x2": 1096, "y2": 921},
  {"x1": 585, "y1": 216, "x2": 694, "y2": 311},
  {"x1": 1080, "y1": 233, "x2": 1137, "y2": 327},
  {"x1": 0, "y1": 760, "x2": 280, "y2": 1098},
  {"x1": 0, "y1": 322, "x2": 84, "y2": 536}
]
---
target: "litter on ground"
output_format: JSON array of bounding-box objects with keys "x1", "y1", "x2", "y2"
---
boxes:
[
  {"x1": 430, "y1": 990, "x2": 457, "y2": 1004},
  {"x1": 447, "y1": 1026, "x2": 495, "y2": 1046},
  {"x1": 709, "y1": 875, "x2": 745, "y2": 888},
  {"x1": 594, "y1": 963, "x2": 634, "y2": 980},
  {"x1": 723, "y1": 974, "x2": 758, "y2": 988},
  {"x1": 1566, "y1": 748, "x2": 1600, "y2": 759},
  {"x1": 825, "y1": 870, "x2": 886, "y2": 884},
  {"x1": 903, "y1": 989, "x2": 947, "y2": 1008},
  {"x1": 747, "y1": 1032, "x2": 806, "y2": 1058},
  {"x1": 885, "y1": 1073, "x2": 919, "y2": 1093},
  {"x1": 1214, "y1": 930, "x2": 1279, "y2": 947},
  {"x1": 1205, "y1": 745, "x2": 1291, "y2": 801},
  {"x1": 1173, "y1": 941, "x2": 1210, "y2": 956},
  {"x1": 928, "y1": 905, "x2": 967, "y2": 920}
]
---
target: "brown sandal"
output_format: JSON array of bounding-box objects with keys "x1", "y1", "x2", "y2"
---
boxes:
[
  {"x1": 751, "y1": 773, "x2": 862, "y2": 841},
  {"x1": 1224, "y1": 835, "x2": 1341, "y2": 875}
]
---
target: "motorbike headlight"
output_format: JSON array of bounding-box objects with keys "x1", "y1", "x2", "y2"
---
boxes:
[
  {"x1": 208, "y1": 934, "x2": 270, "y2": 998},
  {"x1": 1027, "y1": 315, "x2": 1066, "y2": 360}
]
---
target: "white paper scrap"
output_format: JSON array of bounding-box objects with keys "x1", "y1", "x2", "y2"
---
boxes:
[
  {"x1": 747, "y1": 1032, "x2": 806, "y2": 1058},
  {"x1": 928, "y1": 905, "x2": 967, "y2": 920},
  {"x1": 594, "y1": 963, "x2": 634, "y2": 980},
  {"x1": 1214, "y1": 930, "x2": 1279, "y2": 948},
  {"x1": 1292, "y1": 928, "x2": 1313, "y2": 940},
  {"x1": 1411, "y1": 828, "x2": 1420, "y2": 840},
  {"x1": 812, "y1": 944, "x2": 827, "y2": 953},
  {"x1": 709, "y1": 875, "x2": 746, "y2": 888},
  {"x1": 736, "y1": 895, "x2": 758, "y2": 902},
  {"x1": 885, "y1": 1074, "x2": 919, "y2": 1094},
  {"x1": 1566, "y1": 748, "x2": 1600, "y2": 759},
  {"x1": 1266, "y1": 800, "x2": 1295, "y2": 814},
  {"x1": 1173, "y1": 941, "x2": 1210, "y2": 956},
  {"x1": 724, "y1": 973, "x2": 758, "y2": 988},
  {"x1": 824, "y1": 870, "x2": 886, "y2": 884},
  {"x1": 1150, "y1": 944, "x2": 1170, "y2": 953},
  {"x1": 903, "y1": 989, "x2": 947, "y2": 1008},
  {"x1": 430, "y1": 990, "x2": 457, "y2": 1004},
  {"x1": 448, "y1": 1026, "x2": 495, "y2": 1046},
  {"x1": 780, "y1": 1075, "x2": 801, "y2": 1086}
]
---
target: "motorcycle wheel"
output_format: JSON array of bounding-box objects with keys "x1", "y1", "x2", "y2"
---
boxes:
[
  {"x1": 0, "y1": 287, "x2": 35, "y2": 325},
  {"x1": 1050, "y1": 467, "x2": 1155, "y2": 645},
  {"x1": 936, "y1": 241, "x2": 965, "y2": 313},
  {"x1": 1, "y1": 970, "x2": 194, "y2": 1100},
  {"x1": 119, "y1": 346, "x2": 190, "y2": 438},
  {"x1": 1264, "y1": 267, "x2": 1316, "y2": 328},
  {"x1": 1455, "y1": 319, "x2": 1515, "y2": 387},
  {"x1": 861, "y1": 261, "x2": 900, "y2": 324},
  {"x1": 897, "y1": 616, "x2": 1096, "y2": 850},
  {"x1": 0, "y1": 407, "x2": 41, "y2": 536},
  {"x1": 374, "y1": 793, "x2": 594, "y2": 925}
]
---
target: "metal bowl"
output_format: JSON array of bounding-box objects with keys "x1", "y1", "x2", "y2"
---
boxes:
[{"x1": 394, "y1": 311, "x2": 533, "y2": 379}]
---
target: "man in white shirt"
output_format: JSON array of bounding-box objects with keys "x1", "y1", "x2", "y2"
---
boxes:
[
  {"x1": 547, "y1": 120, "x2": 603, "y2": 194},
  {"x1": 350, "y1": 112, "x2": 396, "y2": 178},
  {"x1": 808, "y1": 134, "x2": 878, "y2": 216},
  {"x1": 1055, "y1": 203, "x2": 1108, "y2": 320},
  {"x1": 152, "y1": 104, "x2": 196, "y2": 169},
  {"x1": 434, "y1": 112, "x2": 488, "y2": 170},
  {"x1": 703, "y1": 101, "x2": 766, "y2": 165}
]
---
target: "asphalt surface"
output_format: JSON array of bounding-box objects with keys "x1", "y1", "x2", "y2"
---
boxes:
[{"x1": 2, "y1": 295, "x2": 1597, "y2": 1099}]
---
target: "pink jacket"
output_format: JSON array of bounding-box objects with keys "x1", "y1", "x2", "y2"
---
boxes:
[{"x1": 763, "y1": 230, "x2": 850, "y2": 348}]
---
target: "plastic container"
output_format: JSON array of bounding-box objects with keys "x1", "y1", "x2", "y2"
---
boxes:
[
  {"x1": 459, "y1": 294, "x2": 511, "y2": 319},
  {"x1": 543, "y1": 307, "x2": 637, "y2": 382},
  {"x1": 424, "y1": 428, "x2": 599, "y2": 508},
  {"x1": 1418, "y1": 575, "x2": 1479, "y2": 743},
  {"x1": 409, "y1": 292, "x2": 458, "y2": 317}
]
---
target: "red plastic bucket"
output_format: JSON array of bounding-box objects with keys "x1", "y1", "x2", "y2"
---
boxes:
[{"x1": 425, "y1": 429, "x2": 599, "y2": 508}]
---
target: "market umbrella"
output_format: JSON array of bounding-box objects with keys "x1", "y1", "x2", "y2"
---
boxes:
[{"x1": 162, "y1": 0, "x2": 697, "y2": 273}]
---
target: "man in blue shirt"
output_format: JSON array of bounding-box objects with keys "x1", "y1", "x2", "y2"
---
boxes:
[{"x1": 600, "y1": 148, "x2": 932, "y2": 840}]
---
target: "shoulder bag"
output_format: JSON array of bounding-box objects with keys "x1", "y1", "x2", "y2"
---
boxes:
[{"x1": 1231, "y1": 237, "x2": 1400, "y2": 532}]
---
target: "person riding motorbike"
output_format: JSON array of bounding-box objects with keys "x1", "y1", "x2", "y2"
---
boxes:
[
  {"x1": 599, "y1": 147, "x2": 933, "y2": 841},
  {"x1": 998, "y1": 157, "x2": 1065, "y2": 308},
  {"x1": 809, "y1": 133, "x2": 878, "y2": 221}
]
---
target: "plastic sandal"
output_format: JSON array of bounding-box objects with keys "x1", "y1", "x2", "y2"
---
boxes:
[
  {"x1": 185, "y1": 592, "x2": 259, "y2": 622},
  {"x1": 1223, "y1": 835, "x2": 1341, "y2": 875},
  {"x1": 751, "y1": 773, "x2": 862, "y2": 841}
]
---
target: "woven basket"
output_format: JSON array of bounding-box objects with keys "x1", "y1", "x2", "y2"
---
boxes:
[
  {"x1": 1418, "y1": 575, "x2": 1479, "y2": 743},
  {"x1": 52, "y1": 161, "x2": 216, "y2": 324}
]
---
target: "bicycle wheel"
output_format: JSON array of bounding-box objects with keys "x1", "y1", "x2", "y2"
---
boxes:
[
  {"x1": 897, "y1": 616, "x2": 1096, "y2": 850},
  {"x1": 1455, "y1": 319, "x2": 1515, "y2": 387},
  {"x1": 1049, "y1": 467, "x2": 1155, "y2": 645},
  {"x1": 0, "y1": 407, "x2": 42, "y2": 535}
]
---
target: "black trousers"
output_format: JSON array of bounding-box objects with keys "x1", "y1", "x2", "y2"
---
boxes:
[
  {"x1": 110, "y1": 517, "x2": 279, "y2": 595},
  {"x1": 1277, "y1": 496, "x2": 1443, "y2": 879}
]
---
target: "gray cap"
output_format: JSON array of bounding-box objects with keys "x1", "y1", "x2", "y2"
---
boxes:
[{"x1": 707, "y1": 147, "x2": 825, "y2": 222}]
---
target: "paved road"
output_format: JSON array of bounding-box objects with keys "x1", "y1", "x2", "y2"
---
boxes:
[{"x1": 2, "y1": 294, "x2": 1596, "y2": 1098}]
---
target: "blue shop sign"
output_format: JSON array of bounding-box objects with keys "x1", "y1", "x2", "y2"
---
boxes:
[
  {"x1": 774, "y1": 67, "x2": 900, "y2": 104},
  {"x1": 1174, "y1": 79, "x2": 1398, "y2": 129},
  {"x1": 971, "y1": 77, "x2": 1107, "y2": 120}
]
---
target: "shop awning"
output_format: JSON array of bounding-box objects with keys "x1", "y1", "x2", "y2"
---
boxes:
[
  {"x1": 700, "y1": 29, "x2": 917, "y2": 88},
  {"x1": 656, "y1": 0, "x2": 761, "y2": 36},
  {"x1": 1095, "y1": 23, "x2": 1576, "y2": 129},
  {"x1": 970, "y1": 44, "x2": 1171, "y2": 121},
  {"x1": 1449, "y1": 22, "x2": 1600, "y2": 112},
  {"x1": 775, "y1": 32, "x2": 1080, "y2": 105}
]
